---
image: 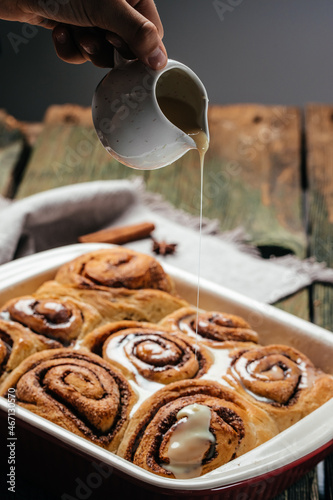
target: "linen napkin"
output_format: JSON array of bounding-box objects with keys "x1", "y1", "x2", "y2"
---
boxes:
[{"x1": 0, "y1": 179, "x2": 332, "y2": 304}]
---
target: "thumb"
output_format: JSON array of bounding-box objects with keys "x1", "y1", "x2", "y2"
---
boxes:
[{"x1": 93, "y1": 1, "x2": 168, "y2": 69}]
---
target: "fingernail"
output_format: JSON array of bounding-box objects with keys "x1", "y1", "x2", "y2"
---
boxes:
[
  {"x1": 106, "y1": 34, "x2": 122, "y2": 48},
  {"x1": 147, "y1": 46, "x2": 167, "y2": 70},
  {"x1": 80, "y1": 42, "x2": 98, "y2": 55},
  {"x1": 55, "y1": 31, "x2": 67, "y2": 44}
]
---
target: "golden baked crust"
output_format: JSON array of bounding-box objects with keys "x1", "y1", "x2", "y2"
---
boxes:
[
  {"x1": 0, "y1": 348, "x2": 137, "y2": 452},
  {"x1": 117, "y1": 379, "x2": 278, "y2": 478},
  {"x1": 0, "y1": 319, "x2": 60, "y2": 385},
  {"x1": 37, "y1": 280, "x2": 189, "y2": 324},
  {"x1": 55, "y1": 247, "x2": 175, "y2": 293},
  {"x1": 159, "y1": 306, "x2": 259, "y2": 349},
  {"x1": 223, "y1": 344, "x2": 333, "y2": 431}
]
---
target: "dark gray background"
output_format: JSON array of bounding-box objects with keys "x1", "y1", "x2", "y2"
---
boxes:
[{"x1": 1, "y1": 0, "x2": 333, "y2": 121}]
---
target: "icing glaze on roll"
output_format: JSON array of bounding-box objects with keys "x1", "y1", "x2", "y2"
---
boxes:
[{"x1": 164, "y1": 403, "x2": 215, "y2": 479}]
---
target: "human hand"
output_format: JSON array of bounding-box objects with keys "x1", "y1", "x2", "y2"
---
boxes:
[{"x1": 0, "y1": 0, "x2": 167, "y2": 69}]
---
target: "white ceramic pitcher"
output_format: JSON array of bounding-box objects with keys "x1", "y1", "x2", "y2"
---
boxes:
[{"x1": 92, "y1": 55, "x2": 209, "y2": 170}]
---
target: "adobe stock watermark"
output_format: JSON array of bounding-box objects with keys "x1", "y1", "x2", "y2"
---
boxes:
[
  {"x1": 51, "y1": 128, "x2": 98, "y2": 181},
  {"x1": 237, "y1": 107, "x2": 295, "y2": 162},
  {"x1": 213, "y1": 0, "x2": 246, "y2": 22},
  {"x1": 96, "y1": 68, "x2": 155, "y2": 136},
  {"x1": 61, "y1": 461, "x2": 113, "y2": 500},
  {"x1": 189, "y1": 107, "x2": 295, "y2": 213},
  {"x1": 53, "y1": 68, "x2": 156, "y2": 178},
  {"x1": 234, "y1": 474, "x2": 276, "y2": 500},
  {"x1": 7, "y1": 0, "x2": 70, "y2": 54},
  {"x1": 7, "y1": 388, "x2": 16, "y2": 494},
  {"x1": 232, "y1": 425, "x2": 307, "y2": 500},
  {"x1": 7, "y1": 24, "x2": 39, "y2": 55}
]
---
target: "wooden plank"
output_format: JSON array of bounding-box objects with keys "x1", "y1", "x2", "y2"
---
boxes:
[
  {"x1": 15, "y1": 103, "x2": 146, "y2": 199},
  {"x1": 0, "y1": 110, "x2": 26, "y2": 197},
  {"x1": 306, "y1": 104, "x2": 333, "y2": 329},
  {"x1": 0, "y1": 109, "x2": 44, "y2": 198},
  {"x1": 305, "y1": 103, "x2": 333, "y2": 500},
  {"x1": 211, "y1": 104, "x2": 305, "y2": 256},
  {"x1": 274, "y1": 290, "x2": 309, "y2": 320},
  {"x1": 15, "y1": 122, "x2": 147, "y2": 198},
  {"x1": 273, "y1": 469, "x2": 319, "y2": 500}
]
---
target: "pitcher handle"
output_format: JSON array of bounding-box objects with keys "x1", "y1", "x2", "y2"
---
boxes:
[{"x1": 114, "y1": 50, "x2": 128, "y2": 68}]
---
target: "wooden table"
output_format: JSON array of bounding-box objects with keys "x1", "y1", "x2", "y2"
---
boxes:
[{"x1": 0, "y1": 103, "x2": 332, "y2": 500}]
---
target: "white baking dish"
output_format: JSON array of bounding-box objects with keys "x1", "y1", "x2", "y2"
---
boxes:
[{"x1": 0, "y1": 243, "x2": 332, "y2": 497}]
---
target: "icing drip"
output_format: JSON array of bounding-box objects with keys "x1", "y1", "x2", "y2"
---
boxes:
[{"x1": 163, "y1": 403, "x2": 215, "y2": 479}]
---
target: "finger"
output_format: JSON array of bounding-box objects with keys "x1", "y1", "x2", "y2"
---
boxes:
[
  {"x1": 75, "y1": 29, "x2": 115, "y2": 68},
  {"x1": 128, "y1": 0, "x2": 164, "y2": 38},
  {"x1": 53, "y1": 25, "x2": 116, "y2": 68},
  {"x1": 52, "y1": 24, "x2": 86, "y2": 65},
  {"x1": 92, "y1": 0, "x2": 167, "y2": 69},
  {"x1": 123, "y1": 16, "x2": 167, "y2": 70}
]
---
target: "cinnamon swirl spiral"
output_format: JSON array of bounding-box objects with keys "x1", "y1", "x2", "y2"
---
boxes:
[
  {"x1": 223, "y1": 344, "x2": 333, "y2": 431},
  {"x1": 0, "y1": 294, "x2": 102, "y2": 346},
  {"x1": 55, "y1": 248, "x2": 174, "y2": 293},
  {"x1": 0, "y1": 349, "x2": 137, "y2": 451},
  {"x1": 117, "y1": 379, "x2": 278, "y2": 478},
  {"x1": 160, "y1": 307, "x2": 259, "y2": 349},
  {"x1": 0, "y1": 319, "x2": 60, "y2": 384},
  {"x1": 81, "y1": 322, "x2": 212, "y2": 387}
]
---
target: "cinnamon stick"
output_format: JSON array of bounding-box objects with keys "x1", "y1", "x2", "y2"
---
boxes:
[{"x1": 78, "y1": 222, "x2": 155, "y2": 245}]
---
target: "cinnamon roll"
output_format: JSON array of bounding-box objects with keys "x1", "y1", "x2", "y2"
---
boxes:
[
  {"x1": 55, "y1": 248, "x2": 174, "y2": 293},
  {"x1": 160, "y1": 307, "x2": 259, "y2": 349},
  {"x1": 0, "y1": 349, "x2": 137, "y2": 452},
  {"x1": 223, "y1": 344, "x2": 333, "y2": 431},
  {"x1": 0, "y1": 319, "x2": 60, "y2": 384},
  {"x1": 0, "y1": 294, "x2": 102, "y2": 346},
  {"x1": 81, "y1": 322, "x2": 212, "y2": 387},
  {"x1": 37, "y1": 280, "x2": 189, "y2": 324},
  {"x1": 117, "y1": 379, "x2": 278, "y2": 478}
]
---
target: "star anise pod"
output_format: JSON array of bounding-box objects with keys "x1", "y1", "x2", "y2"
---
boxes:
[{"x1": 151, "y1": 238, "x2": 177, "y2": 256}]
